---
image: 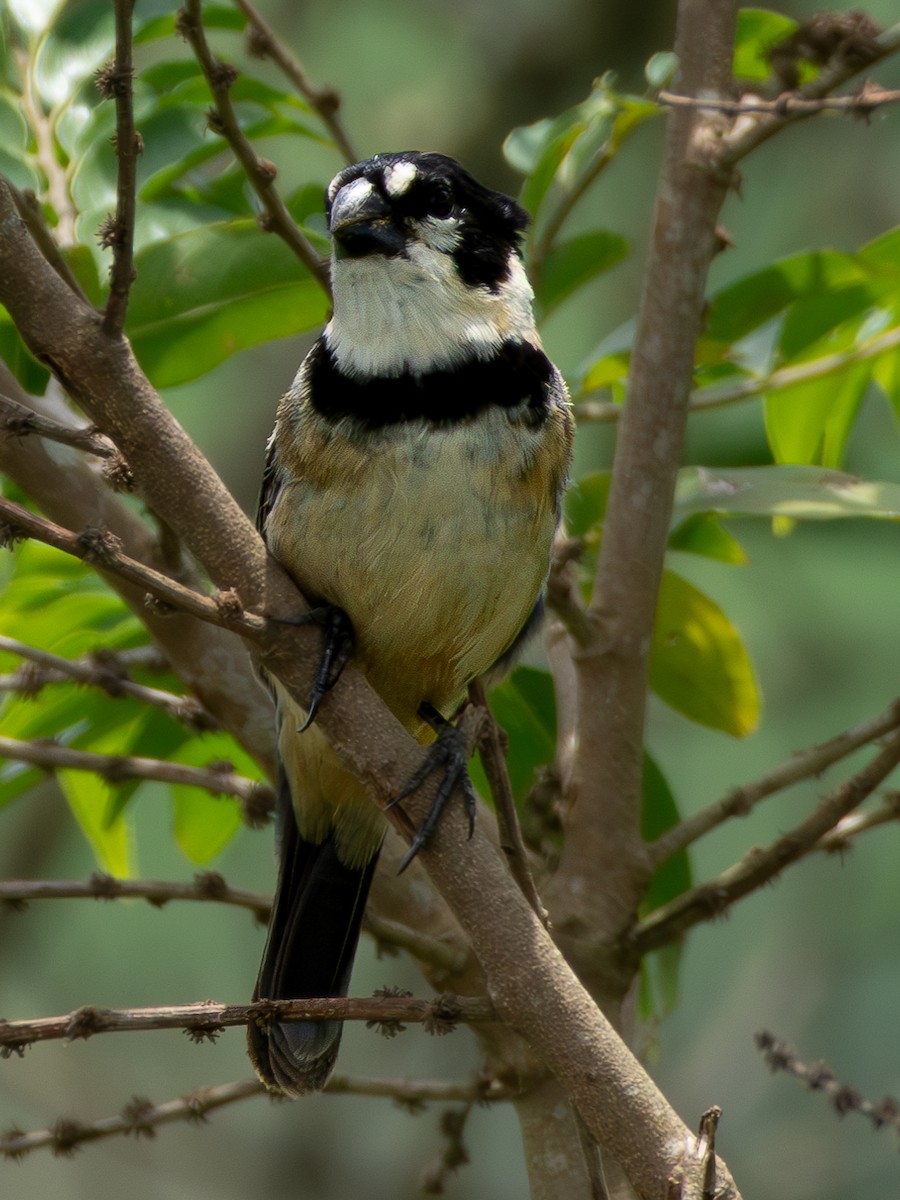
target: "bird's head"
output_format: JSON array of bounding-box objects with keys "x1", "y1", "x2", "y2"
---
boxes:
[{"x1": 323, "y1": 152, "x2": 537, "y2": 378}]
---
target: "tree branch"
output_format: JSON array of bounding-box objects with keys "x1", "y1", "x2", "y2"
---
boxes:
[
  {"x1": 550, "y1": 0, "x2": 739, "y2": 944},
  {"x1": 0, "y1": 872, "x2": 270, "y2": 920},
  {"x1": 177, "y1": 0, "x2": 330, "y2": 291},
  {"x1": 0, "y1": 1072, "x2": 512, "y2": 1160},
  {"x1": 99, "y1": 0, "x2": 139, "y2": 335},
  {"x1": 5, "y1": 182, "x2": 89, "y2": 301},
  {"x1": 0, "y1": 390, "x2": 122, "y2": 461},
  {"x1": 632, "y1": 729, "x2": 900, "y2": 954},
  {"x1": 470, "y1": 680, "x2": 547, "y2": 924},
  {"x1": 756, "y1": 1032, "x2": 900, "y2": 1140},
  {"x1": 0, "y1": 495, "x2": 266, "y2": 637},
  {"x1": 0, "y1": 634, "x2": 219, "y2": 730},
  {"x1": 233, "y1": 0, "x2": 358, "y2": 164},
  {"x1": 574, "y1": 324, "x2": 900, "y2": 424},
  {"x1": 720, "y1": 19, "x2": 900, "y2": 165},
  {"x1": 0, "y1": 994, "x2": 496, "y2": 1051},
  {"x1": 0, "y1": 366, "x2": 276, "y2": 776},
  {"x1": 0, "y1": 735, "x2": 273, "y2": 822},
  {"x1": 817, "y1": 792, "x2": 900, "y2": 853},
  {"x1": 649, "y1": 697, "x2": 900, "y2": 868},
  {"x1": 0, "y1": 135, "x2": 742, "y2": 1200},
  {"x1": 659, "y1": 81, "x2": 900, "y2": 117}
]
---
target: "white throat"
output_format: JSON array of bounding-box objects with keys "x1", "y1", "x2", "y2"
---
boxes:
[{"x1": 326, "y1": 245, "x2": 536, "y2": 377}]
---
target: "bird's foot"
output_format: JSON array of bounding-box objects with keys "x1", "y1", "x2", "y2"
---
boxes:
[
  {"x1": 269, "y1": 605, "x2": 354, "y2": 730},
  {"x1": 389, "y1": 702, "x2": 477, "y2": 873}
]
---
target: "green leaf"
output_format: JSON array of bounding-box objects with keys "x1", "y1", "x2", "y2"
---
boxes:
[
  {"x1": 33, "y1": 0, "x2": 114, "y2": 106},
  {"x1": 483, "y1": 667, "x2": 557, "y2": 802},
  {"x1": 0, "y1": 310, "x2": 50, "y2": 393},
  {"x1": 641, "y1": 753, "x2": 691, "y2": 915},
  {"x1": 701, "y1": 250, "x2": 866, "y2": 354},
  {"x1": 733, "y1": 8, "x2": 798, "y2": 80},
  {"x1": 57, "y1": 769, "x2": 134, "y2": 876},
  {"x1": 536, "y1": 230, "x2": 629, "y2": 314},
  {"x1": 668, "y1": 514, "x2": 747, "y2": 564},
  {"x1": 564, "y1": 471, "x2": 611, "y2": 538},
  {"x1": 125, "y1": 220, "x2": 329, "y2": 387},
  {"x1": 579, "y1": 350, "x2": 630, "y2": 396},
  {"x1": 673, "y1": 464, "x2": 900, "y2": 524},
  {"x1": 505, "y1": 78, "x2": 656, "y2": 225},
  {"x1": 134, "y1": 6, "x2": 246, "y2": 45},
  {"x1": 172, "y1": 786, "x2": 243, "y2": 863},
  {"x1": 764, "y1": 361, "x2": 872, "y2": 466},
  {"x1": 650, "y1": 570, "x2": 760, "y2": 737},
  {"x1": 645, "y1": 51, "x2": 678, "y2": 89},
  {"x1": 638, "y1": 754, "x2": 691, "y2": 1026}
]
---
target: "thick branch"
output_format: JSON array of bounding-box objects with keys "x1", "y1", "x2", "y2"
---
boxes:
[
  {"x1": 633, "y1": 730, "x2": 900, "y2": 954},
  {"x1": 178, "y1": 1, "x2": 330, "y2": 290},
  {"x1": 649, "y1": 697, "x2": 900, "y2": 867},
  {"x1": 551, "y1": 0, "x2": 738, "y2": 940},
  {"x1": 0, "y1": 994, "x2": 496, "y2": 1051},
  {"x1": 233, "y1": 0, "x2": 358, "y2": 163},
  {"x1": 0, "y1": 735, "x2": 272, "y2": 820}
]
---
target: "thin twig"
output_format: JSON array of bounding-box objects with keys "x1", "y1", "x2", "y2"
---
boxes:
[
  {"x1": 0, "y1": 994, "x2": 496, "y2": 1051},
  {"x1": 100, "y1": 0, "x2": 139, "y2": 335},
  {"x1": 632, "y1": 730, "x2": 900, "y2": 954},
  {"x1": 649, "y1": 698, "x2": 900, "y2": 868},
  {"x1": 178, "y1": 0, "x2": 330, "y2": 291},
  {"x1": 0, "y1": 496, "x2": 266, "y2": 639},
  {"x1": 0, "y1": 634, "x2": 219, "y2": 730},
  {"x1": 0, "y1": 734, "x2": 273, "y2": 822},
  {"x1": 574, "y1": 324, "x2": 900, "y2": 423},
  {"x1": 659, "y1": 82, "x2": 900, "y2": 116},
  {"x1": 720, "y1": 20, "x2": 900, "y2": 164},
  {"x1": 756, "y1": 1031, "x2": 900, "y2": 1139},
  {"x1": 233, "y1": 0, "x2": 357, "y2": 163},
  {"x1": 0, "y1": 391, "x2": 119, "y2": 458},
  {"x1": 816, "y1": 792, "x2": 900, "y2": 853},
  {"x1": 469, "y1": 681, "x2": 548, "y2": 926},
  {"x1": 0, "y1": 1072, "x2": 512, "y2": 1160},
  {"x1": 0, "y1": 873, "x2": 271, "y2": 921}
]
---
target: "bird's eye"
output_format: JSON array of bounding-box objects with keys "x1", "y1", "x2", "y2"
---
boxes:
[{"x1": 428, "y1": 181, "x2": 455, "y2": 219}]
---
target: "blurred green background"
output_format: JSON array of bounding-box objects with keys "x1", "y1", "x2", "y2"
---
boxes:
[{"x1": 3, "y1": 0, "x2": 900, "y2": 1197}]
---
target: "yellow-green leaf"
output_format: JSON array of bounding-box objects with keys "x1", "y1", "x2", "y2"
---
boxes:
[{"x1": 650, "y1": 570, "x2": 760, "y2": 737}]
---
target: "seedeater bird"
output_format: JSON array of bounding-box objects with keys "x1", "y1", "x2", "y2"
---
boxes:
[{"x1": 248, "y1": 151, "x2": 573, "y2": 1096}]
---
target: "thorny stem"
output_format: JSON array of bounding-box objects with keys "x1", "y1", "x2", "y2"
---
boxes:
[
  {"x1": 232, "y1": 0, "x2": 358, "y2": 163},
  {"x1": 101, "y1": 0, "x2": 139, "y2": 336},
  {"x1": 179, "y1": 0, "x2": 330, "y2": 291},
  {"x1": 0, "y1": 735, "x2": 273, "y2": 822}
]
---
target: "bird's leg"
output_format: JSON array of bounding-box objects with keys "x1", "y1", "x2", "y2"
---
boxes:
[
  {"x1": 269, "y1": 605, "x2": 354, "y2": 731},
  {"x1": 389, "y1": 701, "x2": 478, "y2": 873}
]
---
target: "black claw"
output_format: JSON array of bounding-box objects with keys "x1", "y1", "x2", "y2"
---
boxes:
[
  {"x1": 269, "y1": 605, "x2": 354, "y2": 729},
  {"x1": 391, "y1": 711, "x2": 477, "y2": 873}
]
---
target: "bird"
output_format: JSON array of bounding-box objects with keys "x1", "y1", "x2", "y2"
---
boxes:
[{"x1": 248, "y1": 150, "x2": 573, "y2": 1096}]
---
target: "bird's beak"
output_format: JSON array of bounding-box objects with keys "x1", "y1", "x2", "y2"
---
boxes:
[{"x1": 329, "y1": 180, "x2": 405, "y2": 259}]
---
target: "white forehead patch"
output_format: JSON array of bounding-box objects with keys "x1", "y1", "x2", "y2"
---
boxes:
[{"x1": 383, "y1": 160, "x2": 418, "y2": 197}]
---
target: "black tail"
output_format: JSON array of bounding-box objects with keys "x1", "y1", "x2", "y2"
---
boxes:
[{"x1": 249, "y1": 779, "x2": 377, "y2": 1096}]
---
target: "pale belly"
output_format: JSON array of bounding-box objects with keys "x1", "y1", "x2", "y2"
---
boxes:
[{"x1": 268, "y1": 412, "x2": 556, "y2": 727}]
